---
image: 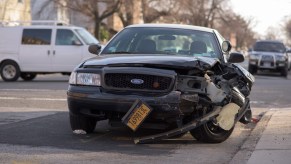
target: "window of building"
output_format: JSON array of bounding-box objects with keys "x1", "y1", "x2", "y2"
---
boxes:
[{"x1": 22, "y1": 29, "x2": 52, "y2": 45}]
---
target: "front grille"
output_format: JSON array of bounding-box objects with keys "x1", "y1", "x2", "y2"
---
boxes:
[
  {"x1": 105, "y1": 73, "x2": 172, "y2": 91},
  {"x1": 261, "y1": 55, "x2": 274, "y2": 61}
]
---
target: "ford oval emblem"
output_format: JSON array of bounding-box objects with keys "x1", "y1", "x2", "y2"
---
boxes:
[{"x1": 131, "y1": 79, "x2": 144, "y2": 85}]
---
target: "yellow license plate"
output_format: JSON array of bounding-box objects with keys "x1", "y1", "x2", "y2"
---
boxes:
[{"x1": 125, "y1": 101, "x2": 152, "y2": 131}]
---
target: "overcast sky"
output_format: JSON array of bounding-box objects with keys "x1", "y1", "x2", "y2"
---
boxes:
[{"x1": 231, "y1": 0, "x2": 291, "y2": 36}]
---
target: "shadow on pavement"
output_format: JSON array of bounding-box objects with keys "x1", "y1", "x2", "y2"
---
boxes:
[{"x1": 0, "y1": 112, "x2": 200, "y2": 156}]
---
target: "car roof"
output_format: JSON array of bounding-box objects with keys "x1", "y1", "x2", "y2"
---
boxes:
[{"x1": 126, "y1": 24, "x2": 215, "y2": 33}]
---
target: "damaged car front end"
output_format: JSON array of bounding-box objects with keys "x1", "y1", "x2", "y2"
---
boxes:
[{"x1": 67, "y1": 24, "x2": 255, "y2": 144}]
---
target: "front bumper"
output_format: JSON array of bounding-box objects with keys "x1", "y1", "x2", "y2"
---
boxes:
[
  {"x1": 249, "y1": 59, "x2": 286, "y2": 70},
  {"x1": 67, "y1": 85, "x2": 182, "y2": 119}
]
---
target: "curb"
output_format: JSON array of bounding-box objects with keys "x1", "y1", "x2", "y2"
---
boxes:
[{"x1": 229, "y1": 110, "x2": 275, "y2": 164}]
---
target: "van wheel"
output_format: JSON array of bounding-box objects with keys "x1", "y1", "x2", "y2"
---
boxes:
[
  {"x1": 20, "y1": 73, "x2": 37, "y2": 81},
  {"x1": 0, "y1": 60, "x2": 20, "y2": 81}
]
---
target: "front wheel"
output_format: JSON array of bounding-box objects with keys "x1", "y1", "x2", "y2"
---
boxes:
[
  {"x1": 190, "y1": 121, "x2": 234, "y2": 143},
  {"x1": 248, "y1": 64, "x2": 257, "y2": 75},
  {"x1": 280, "y1": 66, "x2": 288, "y2": 77},
  {"x1": 0, "y1": 60, "x2": 20, "y2": 81},
  {"x1": 69, "y1": 114, "x2": 97, "y2": 133}
]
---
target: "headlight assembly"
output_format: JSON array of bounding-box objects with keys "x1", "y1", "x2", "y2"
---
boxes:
[
  {"x1": 249, "y1": 54, "x2": 260, "y2": 60},
  {"x1": 69, "y1": 72, "x2": 101, "y2": 86},
  {"x1": 276, "y1": 55, "x2": 286, "y2": 61}
]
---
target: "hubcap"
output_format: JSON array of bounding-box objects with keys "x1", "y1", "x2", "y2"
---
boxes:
[{"x1": 3, "y1": 65, "x2": 16, "y2": 79}]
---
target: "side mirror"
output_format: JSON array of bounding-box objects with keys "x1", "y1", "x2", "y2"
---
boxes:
[
  {"x1": 88, "y1": 44, "x2": 102, "y2": 55},
  {"x1": 228, "y1": 52, "x2": 244, "y2": 63},
  {"x1": 287, "y1": 49, "x2": 291, "y2": 53},
  {"x1": 222, "y1": 41, "x2": 232, "y2": 52}
]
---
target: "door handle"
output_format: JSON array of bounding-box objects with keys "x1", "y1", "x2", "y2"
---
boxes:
[
  {"x1": 47, "y1": 50, "x2": 50, "y2": 55},
  {"x1": 53, "y1": 50, "x2": 55, "y2": 55}
]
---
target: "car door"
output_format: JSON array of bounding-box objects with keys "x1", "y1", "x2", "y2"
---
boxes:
[
  {"x1": 52, "y1": 28, "x2": 84, "y2": 72},
  {"x1": 19, "y1": 28, "x2": 53, "y2": 72}
]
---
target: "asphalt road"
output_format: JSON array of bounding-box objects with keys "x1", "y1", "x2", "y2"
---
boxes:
[{"x1": 0, "y1": 68, "x2": 290, "y2": 163}]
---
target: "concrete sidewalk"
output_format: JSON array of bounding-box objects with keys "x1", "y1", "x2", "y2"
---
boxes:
[{"x1": 231, "y1": 108, "x2": 291, "y2": 164}]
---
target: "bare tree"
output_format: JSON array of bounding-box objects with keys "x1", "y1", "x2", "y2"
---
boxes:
[
  {"x1": 118, "y1": 0, "x2": 134, "y2": 27},
  {"x1": 141, "y1": 0, "x2": 177, "y2": 23},
  {"x1": 0, "y1": 0, "x2": 9, "y2": 20},
  {"x1": 285, "y1": 19, "x2": 291, "y2": 41},
  {"x1": 265, "y1": 27, "x2": 281, "y2": 40},
  {"x1": 173, "y1": 0, "x2": 228, "y2": 27},
  {"x1": 56, "y1": 0, "x2": 121, "y2": 38}
]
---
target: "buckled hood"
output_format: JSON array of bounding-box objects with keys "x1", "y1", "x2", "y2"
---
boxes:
[{"x1": 82, "y1": 55, "x2": 220, "y2": 70}]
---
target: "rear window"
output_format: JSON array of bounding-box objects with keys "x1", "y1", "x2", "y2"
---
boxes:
[
  {"x1": 254, "y1": 41, "x2": 286, "y2": 53},
  {"x1": 22, "y1": 29, "x2": 52, "y2": 45}
]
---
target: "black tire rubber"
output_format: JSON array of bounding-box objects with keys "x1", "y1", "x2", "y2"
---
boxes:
[
  {"x1": 0, "y1": 60, "x2": 20, "y2": 82},
  {"x1": 190, "y1": 121, "x2": 234, "y2": 143},
  {"x1": 69, "y1": 114, "x2": 97, "y2": 133},
  {"x1": 248, "y1": 64, "x2": 257, "y2": 75},
  {"x1": 20, "y1": 73, "x2": 37, "y2": 81},
  {"x1": 281, "y1": 67, "x2": 288, "y2": 77}
]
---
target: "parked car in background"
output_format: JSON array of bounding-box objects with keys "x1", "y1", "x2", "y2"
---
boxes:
[
  {"x1": 67, "y1": 24, "x2": 254, "y2": 144},
  {"x1": 248, "y1": 40, "x2": 289, "y2": 77},
  {"x1": 0, "y1": 21, "x2": 99, "y2": 81}
]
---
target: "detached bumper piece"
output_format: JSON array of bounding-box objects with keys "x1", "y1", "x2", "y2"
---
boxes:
[{"x1": 134, "y1": 107, "x2": 222, "y2": 144}]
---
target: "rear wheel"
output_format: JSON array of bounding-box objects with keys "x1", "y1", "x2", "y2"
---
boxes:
[
  {"x1": 69, "y1": 114, "x2": 97, "y2": 133},
  {"x1": 0, "y1": 60, "x2": 20, "y2": 81},
  {"x1": 20, "y1": 73, "x2": 37, "y2": 81}
]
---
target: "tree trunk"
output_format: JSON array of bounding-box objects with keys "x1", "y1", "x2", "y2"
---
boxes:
[{"x1": 94, "y1": 21, "x2": 100, "y2": 39}]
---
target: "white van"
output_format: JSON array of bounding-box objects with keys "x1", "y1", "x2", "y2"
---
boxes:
[{"x1": 0, "y1": 21, "x2": 99, "y2": 81}]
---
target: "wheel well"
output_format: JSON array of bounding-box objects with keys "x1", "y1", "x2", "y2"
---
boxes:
[{"x1": 0, "y1": 59, "x2": 20, "y2": 70}]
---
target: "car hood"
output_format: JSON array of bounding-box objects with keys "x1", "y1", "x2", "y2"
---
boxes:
[{"x1": 82, "y1": 55, "x2": 220, "y2": 70}]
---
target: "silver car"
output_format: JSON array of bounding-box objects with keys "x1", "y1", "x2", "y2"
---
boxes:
[{"x1": 248, "y1": 40, "x2": 289, "y2": 77}]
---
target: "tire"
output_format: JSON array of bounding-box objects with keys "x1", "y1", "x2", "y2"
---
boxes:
[
  {"x1": 190, "y1": 121, "x2": 234, "y2": 143},
  {"x1": 0, "y1": 60, "x2": 20, "y2": 81},
  {"x1": 248, "y1": 64, "x2": 257, "y2": 75},
  {"x1": 20, "y1": 73, "x2": 37, "y2": 81},
  {"x1": 280, "y1": 66, "x2": 288, "y2": 77},
  {"x1": 69, "y1": 114, "x2": 97, "y2": 133}
]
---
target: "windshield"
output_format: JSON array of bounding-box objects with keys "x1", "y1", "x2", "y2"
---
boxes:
[
  {"x1": 101, "y1": 27, "x2": 221, "y2": 59},
  {"x1": 75, "y1": 28, "x2": 99, "y2": 45},
  {"x1": 253, "y1": 42, "x2": 286, "y2": 53}
]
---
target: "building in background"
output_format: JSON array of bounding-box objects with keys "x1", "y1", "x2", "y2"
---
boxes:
[
  {"x1": 30, "y1": 0, "x2": 69, "y2": 24},
  {"x1": 0, "y1": 0, "x2": 31, "y2": 24},
  {"x1": 1, "y1": 0, "x2": 143, "y2": 41}
]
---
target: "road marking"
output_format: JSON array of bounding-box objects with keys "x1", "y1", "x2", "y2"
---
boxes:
[
  {"x1": 250, "y1": 101, "x2": 265, "y2": 104},
  {"x1": 0, "y1": 97, "x2": 66, "y2": 101}
]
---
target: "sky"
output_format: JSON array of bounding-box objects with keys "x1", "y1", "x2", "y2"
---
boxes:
[{"x1": 231, "y1": 0, "x2": 291, "y2": 37}]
